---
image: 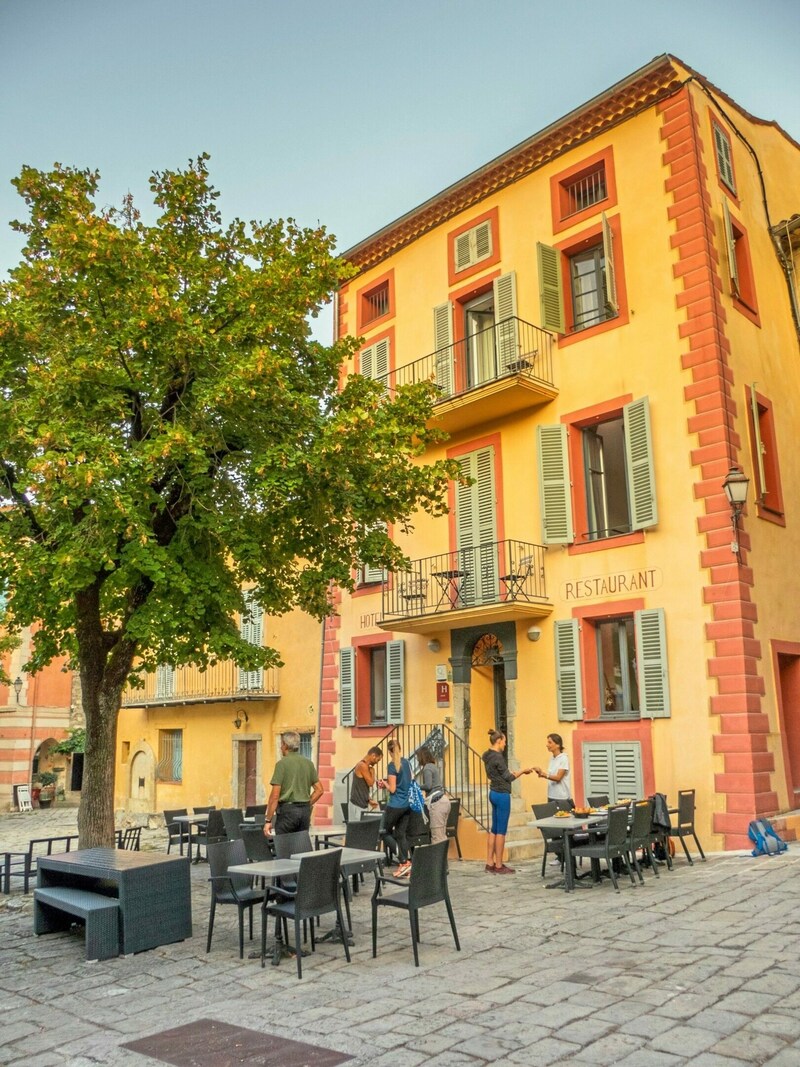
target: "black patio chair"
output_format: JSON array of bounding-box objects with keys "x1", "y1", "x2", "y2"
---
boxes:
[
  {"x1": 116, "y1": 826, "x2": 141, "y2": 851},
  {"x1": 587, "y1": 794, "x2": 610, "y2": 807},
  {"x1": 260, "y1": 847, "x2": 350, "y2": 979},
  {"x1": 532, "y1": 801, "x2": 563, "y2": 876},
  {"x1": 206, "y1": 839, "x2": 262, "y2": 958},
  {"x1": 195, "y1": 809, "x2": 226, "y2": 861},
  {"x1": 221, "y1": 807, "x2": 245, "y2": 841},
  {"x1": 669, "y1": 789, "x2": 706, "y2": 865},
  {"x1": 571, "y1": 805, "x2": 636, "y2": 892},
  {"x1": 245, "y1": 805, "x2": 267, "y2": 819},
  {"x1": 193, "y1": 805, "x2": 216, "y2": 815},
  {"x1": 340, "y1": 801, "x2": 349, "y2": 824},
  {"x1": 626, "y1": 799, "x2": 659, "y2": 882},
  {"x1": 371, "y1": 839, "x2": 459, "y2": 968},
  {"x1": 241, "y1": 824, "x2": 275, "y2": 863},
  {"x1": 163, "y1": 808, "x2": 187, "y2": 855},
  {"x1": 445, "y1": 798, "x2": 462, "y2": 859}
]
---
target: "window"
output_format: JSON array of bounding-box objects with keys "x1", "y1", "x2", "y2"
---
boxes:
[
  {"x1": 358, "y1": 335, "x2": 390, "y2": 383},
  {"x1": 239, "y1": 592, "x2": 264, "y2": 691},
  {"x1": 722, "y1": 203, "x2": 759, "y2": 324},
  {"x1": 582, "y1": 741, "x2": 643, "y2": 803},
  {"x1": 554, "y1": 608, "x2": 670, "y2": 722},
  {"x1": 356, "y1": 271, "x2": 395, "y2": 332},
  {"x1": 340, "y1": 639, "x2": 405, "y2": 727},
  {"x1": 156, "y1": 728, "x2": 183, "y2": 782},
  {"x1": 538, "y1": 213, "x2": 627, "y2": 340},
  {"x1": 538, "y1": 397, "x2": 657, "y2": 547},
  {"x1": 748, "y1": 386, "x2": 785, "y2": 523},
  {"x1": 357, "y1": 522, "x2": 388, "y2": 587},
  {"x1": 155, "y1": 664, "x2": 175, "y2": 700},
  {"x1": 550, "y1": 147, "x2": 617, "y2": 235},
  {"x1": 299, "y1": 733, "x2": 314, "y2": 760},
  {"x1": 712, "y1": 118, "x2": 736, "y2": 195},
  {"x1": 447, "y1": 208, "x2": 500, "y2": 285}
]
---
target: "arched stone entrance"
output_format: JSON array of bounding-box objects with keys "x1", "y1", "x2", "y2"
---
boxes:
[
  {"x1": 127, "y1": 743, "x2": 156, "y2": 814},
  {"x1": 450, "y1": 622, "x2": 519, "y2": 767}
]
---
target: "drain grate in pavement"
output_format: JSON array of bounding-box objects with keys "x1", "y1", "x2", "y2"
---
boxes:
[{"x1": 122, "y1": 1018, "x2": 353, "y2": 1066}]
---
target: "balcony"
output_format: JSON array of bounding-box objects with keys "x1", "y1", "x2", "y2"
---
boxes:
[
  {"x1": 379, "y1": 317, "x2": 556, "y2": 434},
  {"x1": 380, "y1": 539, "x2": 552, "y2": 634},
  {"x1": 121, "y1": 660, "x2": 280, "y2": 708}
]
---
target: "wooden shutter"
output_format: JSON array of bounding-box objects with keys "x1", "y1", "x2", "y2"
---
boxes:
[
  {"x1": 635, "y1": 608, "x2": 670, "y2": 718},
  {"x1": 750, "y1": 384, "x2": 767, "y2": 500},
  {"x1": 456, "y1": 447, "x2": 497, "y2": 605},
  {"x1": 537, "y1": 424, "x2": 574, "y2": 544},
  {"x1": 713, "y1": 121, "x2": 735, "y2": 192},
  {"x1": 155, "y1": 664, "x2": 175, "y2": 699},
  {"x1": 359, "y1": 338, "x2": 390, "y2": 383},
  {"x1": 386, "y1": 640, "x2": 405, "y2": 724},
  {"x1": 454, "y1": 231, "x2": 473, "y2": 272},
  {"x1": 239, "y1": 595, "x2": 264, "y2": 691},
  {"x1": 493, "y1": 271, "x2": 519, "y2": 373},
  {"x1": 339, "y1": 647, "x2": 355, "y2": 727},
  {"x1": 722, "y1": 200, "x2": 740, "y2": 297},
  {"x1": 537, "y1": 242, "x2": 564, "y2": 334},
  {"x1": 583, "y1": 742, "x2": 612, "y2": 800},
  {"x1": 554, "y1": 619, "x2": 583, "y2": 721},
  {"x1": 433, "y1": 302, "x2": 454, "y2": 397},
  {"x1": 454, "y1": 220, "x2": 493, "y2": 273},
  {"x1": 623, "y1": 396, "x2": 657, "y2": 530},
  {"x1": 610, "y1": 743, "x2": 643, "y2": 802},
  {"x1": 474, "y1": 220, "x2": 492, "y2": 261},
  {"x1": 601, "y1": 213, "x2": 618, "y2": 314},
  {"x1": 362, "y1": 522, "x2": 387, "y2": 585}
]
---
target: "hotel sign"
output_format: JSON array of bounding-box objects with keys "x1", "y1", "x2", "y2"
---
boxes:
[{"x1": 562, "y1": 567, "x2": 662, "y2": 602}]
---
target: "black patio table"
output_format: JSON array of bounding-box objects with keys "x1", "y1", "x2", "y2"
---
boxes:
[
  {"x1": 36, "y1": 847, "x2": 192, "y2": 954},
  {"x1": 530, "y1": 813, "x2": 609, "y2": 892}
]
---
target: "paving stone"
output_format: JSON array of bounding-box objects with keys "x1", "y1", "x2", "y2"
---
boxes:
[
  {"x1": 650, "y1": 1024, "x2": 718, "y2": 1057},
  {"x1": 685, "y1": 1008, "x2": 752, "y2": 1037},
  {"x1": 711, "y1": 1030, "x2": 788, "y2": 1061}
]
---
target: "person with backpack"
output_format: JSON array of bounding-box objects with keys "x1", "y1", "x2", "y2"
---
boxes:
[
  {"x1": 379, "y1": 739, "x2": 413, "y2": 877},
  {"x1": 417, "y1": 745, "x2": 451, "y2": 845}
]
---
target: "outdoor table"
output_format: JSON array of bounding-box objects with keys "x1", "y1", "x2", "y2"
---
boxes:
[
  {"x1": 431, "y1": 568, "x2": 469, "y2": 609},
  {"x1": 312, "y1": 824, "x2": 347, "y2": 849},
  {"x1": 530, "y1": 814, "x2": 608, "y2": 892},
  {"x1": 172, "y1": 814, "x2": 208, "y2": 863},
  {"x1": 36, "y1": 848, "x2": 192, "y2": 954}
]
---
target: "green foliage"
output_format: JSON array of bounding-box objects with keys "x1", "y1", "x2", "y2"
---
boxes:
[
  {"x1": 0, "y1": 155, "x2": 456, "y2": 688},
  {"x1": 51, "y1": 727, "x2": 86, "y2": 754},
  {"x1": 33, "y1": 771, "x2": 59, "y2": 787}
]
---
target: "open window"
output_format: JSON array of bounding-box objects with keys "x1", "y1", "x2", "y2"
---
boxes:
[
  {"x1": 722, "y1": 202, "x2": 760, "y2": 325},
  {"x1": 748, "y1": 386, "x2": 785, "y2": 524}
]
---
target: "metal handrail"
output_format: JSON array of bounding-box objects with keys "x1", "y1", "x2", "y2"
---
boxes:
[
  {"x1": 381, "y1": 538, "x2": 547, "y2": 622},
  {"x1": 341, "y1": 722, "x2": 490, "y2": 831},
  {"x1": 121, "y1": 660, "x2": 280, "y2": 706},
  {"x1": 376, "y1": 316, "x2": 554, "y2": 401}
]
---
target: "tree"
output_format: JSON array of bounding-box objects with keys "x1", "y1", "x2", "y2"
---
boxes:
[{"x1": 0, "y1": 156, "x2": 456, "y2": 847}]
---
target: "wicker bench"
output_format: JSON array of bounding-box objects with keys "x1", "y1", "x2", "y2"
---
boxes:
[{"x1": 34, "y1": 886, "x2": 120, "y2": 961}]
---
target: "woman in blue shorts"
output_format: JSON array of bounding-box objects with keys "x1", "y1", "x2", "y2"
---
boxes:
[{"x1": 482, "y1": 730, "x2": 532, "y2": 874}]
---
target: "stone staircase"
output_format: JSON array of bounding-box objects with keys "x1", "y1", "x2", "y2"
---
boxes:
[{"x1": 504, "y1": 794, "x2": 541, "y2": 862}]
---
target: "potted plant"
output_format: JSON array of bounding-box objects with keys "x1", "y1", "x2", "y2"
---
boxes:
[{"x1": 33, "y1": 771, "x2": 58, "y2": 807}]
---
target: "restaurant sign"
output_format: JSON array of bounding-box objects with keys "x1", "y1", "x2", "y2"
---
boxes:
[{"x1": 561, "y1": 567, "x2": 662, "y2": 602}]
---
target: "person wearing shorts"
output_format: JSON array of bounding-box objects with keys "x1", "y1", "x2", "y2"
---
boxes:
[{"x1": 481, "y1": 729, "x2": 532, "y2": 874}]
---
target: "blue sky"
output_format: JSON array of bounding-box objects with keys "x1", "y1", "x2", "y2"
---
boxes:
[{"x1": 2, "y1": 0, "x2": 799, "y2": 340}]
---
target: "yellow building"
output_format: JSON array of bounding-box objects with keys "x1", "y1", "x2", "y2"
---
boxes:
[{"x1": 323, "y1": 54, "x2": 800, "y2": 856}]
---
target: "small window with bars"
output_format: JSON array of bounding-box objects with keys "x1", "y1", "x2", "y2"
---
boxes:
[
  {"x1": 361, "y1": 281, "x2": 390, "y2": 326},
  {"x1": 563, "y1": 165, "x2": 607, "y2": 219},
  {"x1": 156, "y1": 728, "x2": 183, "y2": 782}
]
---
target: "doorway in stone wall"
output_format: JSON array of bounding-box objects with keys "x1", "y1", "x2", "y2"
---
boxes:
[
  {"x1": 235, "y1": 739, "x2": 259, "y2": 808},
  {"x1": 775, "y1": 645, "x2": 800, "y2": 805},
  {"x1": 451, "y1": 622, "x2": 518, "y2": 764}
]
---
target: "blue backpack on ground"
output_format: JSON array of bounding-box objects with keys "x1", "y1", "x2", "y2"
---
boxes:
[{"x1": 748, "y1": 818, "x2": 787, "y2": 856}]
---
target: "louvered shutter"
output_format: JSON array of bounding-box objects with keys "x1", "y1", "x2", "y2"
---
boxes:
[
  {"x1": 454, "y1": 231, "x2": 473, "y2": 272},
  {"x1": 493, "y1": 271, "x2": 519, "y2": 373},
  {"x1": 635, "y1": 608, "x2": 670, "y2": 718},
  {"x1": 362, "y1": 522, "x2": 387, "y2": 585},
  {"x1": 474, "y1": 220, "x2": 493, "y2": 261},
  {"x1": 554, "y1": 619, "x2": 583, "y2": 721},
  {"x1": 386, "y1": 640, "x2": 405, "y2": 724},
  {"x1": 722, "y1": 200, "x2": 740, "y2": 297},
  {"x1": 359, "y1": 338, "x2": 389, "y2": 384},
  {"x1": 601, "y1": 213, "x2": 618, "y2": 314},
  {"x1": 623, "y1": 396, "x2": 657, "y2": 530},
  {"x1": 610, "y1": 743, "x2": 643, "y2": 801},
  {"x1": 239, "y1": 595, "x2": 264, "y2": 691},
  {"x1": 537, "y1": 424, "x2": 574, "y2": 544},
  {"x1": 360, "y1": 342, "x2": 375, "y2": 379},
  {"x1": 583, "y1": 743, "x2": 612, "y2": 800},
  {"x1": 750, "y1": 384, "x2": 767, "y2": 500},
  {"x1": 713, "y1": 122, "x2": 735, "y2": 192},
  {"x1": 537, "y1": 242, "x2": 565, "y2": 333},
  {"x1": 456, "y1": 447, "x2": 497, "y2": 605},
  {"x1": 454, "y1": 220, "x2": 493, "y2": 273},
  {"x1": 339, "y1": 647, "x2": 355, "y2": 727},
  {"x1": 433, "y1": 302, "x2": 454, "y2": 397},
  {"x1": 155, "y1": 664, "x2": 175, "y2": 699}
]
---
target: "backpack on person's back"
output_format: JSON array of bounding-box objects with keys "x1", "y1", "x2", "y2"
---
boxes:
[{"x1": 748, "y1": 818, "x2": 788, "y2": 856}]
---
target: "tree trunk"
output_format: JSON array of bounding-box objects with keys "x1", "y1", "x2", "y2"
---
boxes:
[{"x1": 76, "y1": 677, "x2": 122, "y2": 849}]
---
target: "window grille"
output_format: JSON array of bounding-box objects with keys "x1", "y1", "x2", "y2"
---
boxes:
[
  {"x1": 156, "y1": 728, "x2": 183, "y2": 782},
  {"x1": 564, "y1": 168, "x2": 607, "y2": 217},
  {"x1": 363, "y1": 282, "x2": 390, "y2": 323}
]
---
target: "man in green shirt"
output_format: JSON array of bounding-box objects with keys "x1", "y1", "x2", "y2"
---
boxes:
[{"x1": 264, "y1": 731, "x2": 323, "y2": 836}]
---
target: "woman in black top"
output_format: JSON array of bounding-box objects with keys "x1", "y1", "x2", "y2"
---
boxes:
[{"x1": 482, "y1": 730, "x2": 533, "y2": 874}]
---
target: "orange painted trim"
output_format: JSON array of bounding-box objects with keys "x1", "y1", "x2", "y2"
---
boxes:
[
  {"x1": 560, "y1": 393, "x2": 635, "y2": 550},
  {"x1": 351, "y1": 632, "x2": 394, "y2": 729},
  {"x1": 571, "y1": 597, "x2": 646, "y2": 721},
  {"x1": 553, "y1": 213, "x2": 630, "y2": 346},
  {"x1": 449, "y1": 269, "x2": 502, "y2": 311},
  {"x1": 707, "y1": 110, "x2": 740, "y2": 207},
  {"x1": 771, "y1": 640, "x2": 800, "y2": 804},
  {"x1": 449, "y1": 269, "x2": 503, "y2": 395},
  {"x1": 445, "y1": 433, "x2": 505, "y2": 552},
  {"x1": 746, "y1": 389, "x2": 785, "y2": 525},
  {"x1": 356, "y1": 269, "x2": 396, "y2": 334},
  {"x1": 355, "y1": 325, "x2": 395, "y2": 376},
  {"x1": 726, "y1": 213, "x2": 761, "y2": 327},
  {"x1": 447, "y1": 207, "x2": 501, "y2": 288},
  {"x1": 572, "y1": 719, "x2": 656, "y2": 803},
  {"x1": 550, "y1": 146, "x2": 618, "y2": 235}
]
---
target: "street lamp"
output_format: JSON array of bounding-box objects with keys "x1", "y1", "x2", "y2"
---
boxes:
[
  {"x1": 232, "y1": 709, "x2": 249, "y2": 730},
  {"x1": 722, "y1": 466, "x2": 750, "y2": 562},
  {"x1": 12, "y1": 676, "x2": 23, "y2": 703}
]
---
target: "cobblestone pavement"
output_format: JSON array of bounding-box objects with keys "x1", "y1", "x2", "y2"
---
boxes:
[{"x1": 2, "y1": 808, "x2": 799, "y2": 1067}]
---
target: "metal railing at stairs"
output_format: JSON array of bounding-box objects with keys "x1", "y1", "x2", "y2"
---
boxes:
[{"x1": 341, "y1": 722, "x2": 491, "y2": 831}]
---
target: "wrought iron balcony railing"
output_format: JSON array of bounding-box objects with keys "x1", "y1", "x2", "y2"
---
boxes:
[
  {"x1": 381, "y1": 539, "x2": 547, "y2": 623},
  {"x1": 121, "y1": 660, "x2": 280, "y2": 707},
  {"x1": 377, "y1": 316, "x2": 553, "y2": 401}
]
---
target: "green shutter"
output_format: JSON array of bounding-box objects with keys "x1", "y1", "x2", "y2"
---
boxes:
[
  {"x1": 713, "y1": 121, "x2": 736, "y2": 193},
  {"x1": 339, "y1": 647, "x2": 355, "y2": 727},
  {"x1": 583, "y1": 742, "x2": 612, "y2": 800},
  {"x1": 537, "y1": 242, "x2": 564, "y2": 334},
  {"x1": 239, "y1": 594, "x2": 264, "y2": 691},
  {"x1": 433, "y1": 302, "x2": 454, "y2": 397},
  {"x1": 554, "y1": 618, "x2": 583, "y2": 721},
  {"x1": 583, "y1": 741, "x2": 643, "y2": 803},
  {"x1": 386, "y1": 640, "x2": 404, "y2": 724},
  {"x1": 155, "y1": 664, "x2": 175, "y2": 699},
  {"x1": 623, "y1": 396, "x2": 657, "y2": 530},
  {"x1": 722, "y1": 200, "x2": 739, "y2": 297},
  {"x1": 537, "y1": 424, "x2": 574, "y2": 544},
  {"x1": 493, "y1": 271, "x2": 519, "y2": 373},
  {"x1": 635, "y1": 608, "x2": 670, "y2": 718},
  {"x1": 601, "y1": 213, "x2": 618, "y2": 314},
  {"x1": 456, "y1": 447, "x2": 497, "y2": 605}
]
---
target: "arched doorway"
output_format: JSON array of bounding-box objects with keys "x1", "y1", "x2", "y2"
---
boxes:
[
  {"x1": 450, "y1": 622, "x2": 519, "y2": 761},
  {"x1": 128, "y1": 744, "x2": 156, "y2": 814}
]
